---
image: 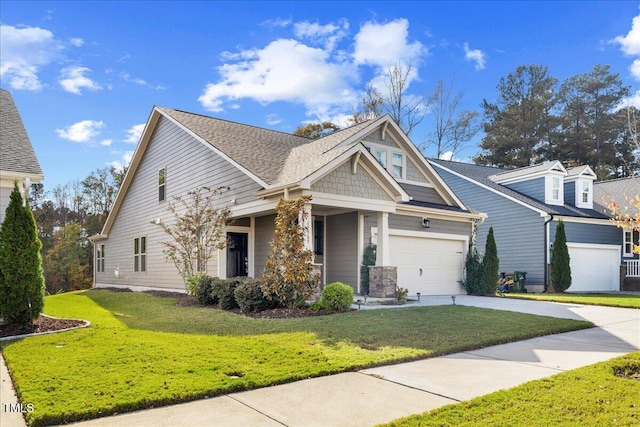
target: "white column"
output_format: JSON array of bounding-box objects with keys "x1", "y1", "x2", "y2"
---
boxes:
[
  {"x1": 300, "y1": 202, "x2": 313, "y2": 260},
  {"x1": 376, "y1": 212, "x2": 390, "y2": 266}
]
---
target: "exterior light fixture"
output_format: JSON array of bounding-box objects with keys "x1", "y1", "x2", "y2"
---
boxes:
[
  {"x1": 422, "y1": 217, "x2": 430, "y2": 228},
  {"x1": 417, "y1": 292, "x2": 421, "y2": 301},
  {"x1": 451, "y1": 295, "x2": 456, "y2": 305}
]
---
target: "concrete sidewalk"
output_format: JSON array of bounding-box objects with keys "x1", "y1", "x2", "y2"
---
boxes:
[{"x1": 2, "y1": 296, "x2": 639, "y2": 427}]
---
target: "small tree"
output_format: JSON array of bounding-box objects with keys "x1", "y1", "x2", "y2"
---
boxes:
[
  {"x1": 359, "y1": 244, "x2": 376, "y2": 295},
  {"x1": 261, "y1": 196, "x2": 319, "y2": 308},
  {"x1": 551, "y1": 220, "x2": 572, "y2": 292},
  {"x1": 481, "y1": 226, "x2": 499, "y2": 295},
  {"x1": 156, "y1": 186, "x2": 231, "y2": 286},
  {"x1": 462, "y1": 245, "x2": 484, "y2": 295},
  {"x1": 0, "y1": 182, "x2": 45, "y2": 325}
]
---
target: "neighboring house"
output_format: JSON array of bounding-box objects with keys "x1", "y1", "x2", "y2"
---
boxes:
[
  {"x1": 0, "y1": 88, "x2": 44, "y2": 223},
  {"x1": 91, "y1": 107, "x2": 484, "y2": 295},
  {"x1": 593, "y1": 177, "x2": 640, "y2": 286},
  {"x1": 430, "y1": 159, "x2": 625, "y2": 293}
]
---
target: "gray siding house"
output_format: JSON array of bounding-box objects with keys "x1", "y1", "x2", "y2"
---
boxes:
[
  {"x1": 430, "y1": 159, "x2": 628, "y2": 293},
  {"x1": 0, "y1": 88, "x2": 44, "y2": 222},
  {"x1": 92, "y1": 107, "x2": 484, "y2": 295}
]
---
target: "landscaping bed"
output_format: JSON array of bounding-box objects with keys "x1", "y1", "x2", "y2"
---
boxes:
[{"x1": 0, "y1": 315, "x2": 86, "y2": 339}]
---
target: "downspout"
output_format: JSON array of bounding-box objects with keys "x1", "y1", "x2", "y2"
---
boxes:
[{"x1": 543, "y1": 214, "x2": 554, "y2": 292}]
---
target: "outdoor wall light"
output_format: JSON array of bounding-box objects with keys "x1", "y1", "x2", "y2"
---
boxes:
[
  {"x1": 451, "y1": 295, "x2": 456, "y2": 305},
  {"x1": 417, "y1": 292, "x2": 421, "y2": 301},
  {"x1": 422, "y1": 217, "x2": 430, "y2": 228}
]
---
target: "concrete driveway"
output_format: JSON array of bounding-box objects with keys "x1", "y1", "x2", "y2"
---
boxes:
[{"x1": 2, "y1": 296, "x2": 638, "y2": 427}]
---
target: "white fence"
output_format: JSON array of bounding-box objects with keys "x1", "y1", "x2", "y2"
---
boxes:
[{"x1": 625, "y1": 260, "x2": 640, "y2": 277}]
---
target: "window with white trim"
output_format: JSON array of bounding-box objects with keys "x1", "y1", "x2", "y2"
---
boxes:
[
  {"x1": 366, "y1": 144, "x2": 406, "y2": 179},
  {"x1": 552, "y1": 177, "x2": 560, "y2": 201},
  {"x1": 158, "y1": 168, "x2": 166, "y2": 202},
  {"x1": 375, "y1": 149, "x2": 387, "y2": 168},
  {"x1": 134, "y1": 236, "x2": 146, "y2": 272},
  {"x1": 624, "y1": 231, "x2": 634, "y2": 257},
  {"x1": 96, "y1": 244, "x2": 105, "y2": 273},
  {"x1": 392, "y1": 153, "x2": 403, "y2": 178}
]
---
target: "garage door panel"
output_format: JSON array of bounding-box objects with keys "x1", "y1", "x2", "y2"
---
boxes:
[
  {"x1": 567, "y1": 244, "x2": 620, "y2": 292},
  {"x1": 390, "y1": 235, "x2": 464, "y2": 295}
]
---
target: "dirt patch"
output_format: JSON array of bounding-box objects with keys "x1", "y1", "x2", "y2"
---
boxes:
[
  {"x1": 0, "y1": 315, "x2": 86, "y2": 339},
  {"x1": 613, "y1": 364, "x2": 640, "y2": 381}
]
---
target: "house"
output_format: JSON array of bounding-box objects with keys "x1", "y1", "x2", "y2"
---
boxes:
[
  {"x1": 91, "y1": 107, "x2": 485, "y2": 296},
  {"x1": 430, "y1": 159, "x2": 626, "y2": 293},
  {"x1": 593, "y1": 177, "x2": 640, "y2": 289},
  {"x1": 0, "y1": 88, "x2": 44, "y2": 223}
]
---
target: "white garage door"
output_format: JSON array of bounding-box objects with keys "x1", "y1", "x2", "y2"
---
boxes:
[
  {"x1": 567, "y1": 244, "x2": 620, "y2": 292},
  {"x1": 390, "y1": 234, "x2": 465, "y2": 295}
]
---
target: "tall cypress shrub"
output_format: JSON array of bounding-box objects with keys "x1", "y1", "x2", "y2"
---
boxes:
[
  {"x1": 551, "y1": 220, "x2": 571, "y2": 292},
  {"x1": 0, "y1": 182, "x2": 45, "y2": 325},
  {"x1": 481, "y1": 226, "x2": 499, "y2": 295}
]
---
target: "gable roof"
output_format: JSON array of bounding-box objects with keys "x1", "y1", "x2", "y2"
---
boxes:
[
  {"x1": 0, "y1": 88, "x2": 43, "y2": 178},
  {"x1": 430, "y1": 159, "x2": 609, "y2": 219},
  {"x1": 490, "y1": 160, "x2": 565, "y2": 183},
  {"x1": 593, "y1": 176, "x2": 639, "y2": 217},
  {"x1": 566, "y1": 165, "x2": 596, "y2": 179}
]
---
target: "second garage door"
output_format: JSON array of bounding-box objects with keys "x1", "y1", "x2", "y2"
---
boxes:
[
  {"x1": 390, "y1": 234, "x2": 465, "y2": 295},
  {"x1": 567, "y1": 243, "x2": 620, "y2": 292}
]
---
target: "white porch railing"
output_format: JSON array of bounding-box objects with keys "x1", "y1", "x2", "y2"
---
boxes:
[{"x1": 625, "y1": 260, "x2": 640, "y2": 277}]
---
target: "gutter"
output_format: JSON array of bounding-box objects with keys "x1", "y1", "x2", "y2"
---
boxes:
[{"x1": 543, "y1": 214, "x2": 554, "y2": 292}]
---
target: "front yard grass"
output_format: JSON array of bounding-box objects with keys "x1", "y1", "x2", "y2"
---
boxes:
[
  {"x1": 382, "y1": 350, "x2": 640, "y2": 427},
  {"x1": 2, "y1": 290, "x2": 592, "y2": 427},
  {"x1": 506, "y1": 292, "x2": 640, "y2": 309}
]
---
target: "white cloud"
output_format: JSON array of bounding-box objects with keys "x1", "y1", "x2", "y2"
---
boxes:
[
  {"x1": 56, "y1": 120, "x2": 105, "y2": 142},
  {"x1": 70, "y1": 37, "x2": 84, "y2": 47},
  {"x1": 463, "y1": 43, "x2": 486, "y2": 71},
  {"x1": 59, "y1": 66, "x2": 102, "y2": 94},
  {"x1": 265, "y1": 114, "x2": 282, "y2": 125},
  {"x1": 109, "y1": 150, "x2": 134, "y2": 171},
  {"x1": 124, "y1": 123, "x2": 145, "y2": 144},
  {"x1": 294, "y1": 19, "x2": 349, "y2": 51},
  {"x1": 613, "y1": 13, "x2": 640, "y2": 80},
  {"x1": 120, "y1": 72, "x2": 147, "y2": 85},
  {"x1": 0, "y1": 24, "x2": 60, "y2": 90},
  {"x1": 353, "y1": 19, "x2": 424, "y2": 68},
  {"x1": 99, "y1": 139, "x2": 113, "y2": 147},
  {"x1": 198, "y1": 38, "x2": 358, "y2": 119},
  {"x1": 261, "y1": 18, "x2": 292, "y2": 29},
  {"x1": 619, "y1": 89, "x2": 640, "y2": 110}
]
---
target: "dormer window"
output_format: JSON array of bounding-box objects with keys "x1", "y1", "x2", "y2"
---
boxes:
[
  {"x1": 365, "y1": 144, "x2": 406, "y2": 180},
  {"x1": 544, "y1": 174, "x2": 564, "y2": 206},
  {"x1": 581, "y1": 181, "x2": 589, "y2": 204},
  {"x1": 574, "y1": 178, "x2": 594, "y2": 209},
  {"x1": 552, "y1": 177, "x2": 560, "y2": 200}
]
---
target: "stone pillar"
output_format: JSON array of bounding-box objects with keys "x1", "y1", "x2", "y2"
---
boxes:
[{"x1": 368, "y1": 266, "x2": 397, "y2": 297}]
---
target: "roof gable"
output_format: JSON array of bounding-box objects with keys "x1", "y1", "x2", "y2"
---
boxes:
[
  {"x1": 0, "y1": 89, "x2": 43, "y2": 178},
  {"x1": 490, "y1": 160, "x2": 566, "y2": 184}
]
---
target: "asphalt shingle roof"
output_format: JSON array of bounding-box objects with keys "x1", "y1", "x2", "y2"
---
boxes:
[
  {"x1": 430, "y1": 159, "x2": 609, "y2": 219},
  {"x1": 593, "y1": 177, "x2": 640, "y2": 216},
  {"x1": 0, "y1": 88, "x2": 43, "y2": 176}
]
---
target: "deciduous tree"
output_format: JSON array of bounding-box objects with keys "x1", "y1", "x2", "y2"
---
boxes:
[{"x1": 293, "y1": 122, "x2": 340, "y2": 139}]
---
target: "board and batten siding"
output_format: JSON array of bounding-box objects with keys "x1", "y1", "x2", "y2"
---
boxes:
[
  {"x1": 96, "y1": 115, "x2": 263, "y2": 289},
  {"x1": 435, "y1": 167, "x2": 546, "y2": 284},
  {"x1": 326, "y1": 212, "x2": 358, "y2": 289}
]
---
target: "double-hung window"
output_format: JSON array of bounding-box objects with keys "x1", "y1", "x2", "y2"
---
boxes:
[
  {"x1": 96, "y1": 245, "x2": 105, "y2": 273},
  {"x1": 158, "y1": 168, "x2": 166, "y2": 202},
  {"x1": 581, "y1": 181, "x2": 590, "y2": 204},
  {"x1": 134, "y1": 236, "x2": 147, "y2": 272},
  {"x1": 366, "y1": 145, "x2": 405, "y2": 179},
  {"x1": 392, "y1": 153, "x2": 403, "y2": 178},
  {"x1": 552, "y1": 177, "x2": 560, "y2": 201},
  {"x1": 624, "y1": 231, "x2": 634, "y2": 257},
  {"x1": 375, "y1": 149, "x2": 387, "y2": 169}
]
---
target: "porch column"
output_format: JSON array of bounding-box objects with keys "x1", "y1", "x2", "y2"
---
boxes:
[
  {"x1": 300, "y1": 202, "x2": 313, "y2": 260},
  {"x1": 376, "y1": 212, "x2": 391, "y2": 266}
]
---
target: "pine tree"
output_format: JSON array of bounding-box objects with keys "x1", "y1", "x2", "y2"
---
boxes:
[
  {"x1": 0, "y1": 182, "x2": 45, "y2": 325},
  {"x1": 481, "y1": 227, "x2": 499, "y2": 295},
  {"x1": 551, "y1": 220, "x2": 572, "y2": 292}
]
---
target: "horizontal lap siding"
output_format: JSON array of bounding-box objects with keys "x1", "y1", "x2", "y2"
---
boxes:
[
  {"x1": 436, "y1": 168, "x2": 546, "y2": 284},
  {"x1": 389, "y1": 214, "x2": 470, "y2": 236},
  {"x1": 326, "y1": 212, "x2": 358, "y2": 289},
  {"x1": 254, "y1": 214, "x2": 275, "y2": 276},
  {"x1": 505, "y1": 177, "x2": 545, "y2": 201},
  {"x1": 96, "y1": 116, "x2": 262, "y2": 289},
  {"x1": 552, "y1": 221, "x2": 621, "y2": 247}
]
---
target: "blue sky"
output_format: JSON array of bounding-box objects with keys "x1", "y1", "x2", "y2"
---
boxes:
[{"x1": 2, "y1": 1, "x2": 640, "y2": 193}]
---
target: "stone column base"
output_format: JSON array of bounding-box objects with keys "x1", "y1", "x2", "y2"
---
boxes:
[{"x1": 368, "y1": 266, "x2": 397, "y2": 297}]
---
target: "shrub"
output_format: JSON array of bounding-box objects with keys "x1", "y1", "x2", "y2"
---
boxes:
[
  {"x1": 186, "y1": 274, "x2": 217, "y2": 305},
  {"x1": 395, "y1": 286, "x2": 408, "y2": 304},
  {"x1": 462, "y1": 245, "x2": 484, "y2": 295},
  {"x1": 316, "y1": 282, "x2": 354, "y2": 312},
  {"x1": 359, "y1": 245, "x2": 376, "y2": 295},
  {"x1": 551, "y1": 220, "x2": 572, "y2": 292},
  {"x1": 481, "y1": 226, "x2": 499, "y2": 295},
  {"x1": 234, "y1": 278, "x2": 276, "y2": 313},
  {"x1": 210, "y1": 278, "x2": 240, "y2": 310},
  {"x1": 0, "y1": 182, "x2": 45, "y2": 325}
]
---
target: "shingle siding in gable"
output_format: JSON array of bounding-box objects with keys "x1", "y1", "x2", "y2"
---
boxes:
[
  {"x1": 435, "y1": 167, "x2": 546, "y2": 284},
  {"x1": 504, "y1": 177, "x2": 545, "y2": 202},
  {"x1": 406, "y1": 159, "x2": 428, "y2": 183},
  {"x1": 311, "y1": 162, "x2": 393, "y2": 201},
  {"x1": 362, "y1": 130, "x2": 399, "y2": 148},
  {"x1": 96, "y1": 115, "x2": 262, "y2": 289}
]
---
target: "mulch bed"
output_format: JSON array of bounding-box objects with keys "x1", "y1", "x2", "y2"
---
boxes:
[{"x1": 0, "y1": 316, "x2": 86, "y2": 339}]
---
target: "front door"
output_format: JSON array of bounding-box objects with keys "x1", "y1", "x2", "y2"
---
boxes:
[{"x1": 227, "y1": 232, "x2": 248, "y2": 277}]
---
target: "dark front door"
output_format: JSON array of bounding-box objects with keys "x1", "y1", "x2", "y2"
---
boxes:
[{"x1": 227, "y1": 232, "x2": 248, "y2": 277}]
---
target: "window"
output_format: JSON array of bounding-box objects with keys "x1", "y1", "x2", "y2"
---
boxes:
[
  {"x1": 552, "y1": 177, "x2": 560, "y2": 200},
  {"x1": 314, "y1": 220, "x2": 324, "y2": 255},
  {"x1": 134, "y1": 237, "x2": 146, "y2": 272},
  {"x1": 624, "y1": 231, "x2": 634, "y2": 257},
  {"x1": 392, "y1": 153, "x2": 403, "y2": 178},
  {"x1": 96, "y1": 245, "x2": 105, "y2": 273},
  {"x1": 375, "y1": 149, "x2": 387, "y2": 168},
  {"x1": 158, "y1": 168, "x2": 166, "y2": 202},
  {"x1": 581, "y1": 180, "x2": 590, "y2": 204}
]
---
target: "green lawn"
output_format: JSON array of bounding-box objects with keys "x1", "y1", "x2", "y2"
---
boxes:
[
  {"x1": 382, "y1": 351, "x2": 640, "y2": 427},
  {"x1": 506, "y1": 293, "x2": 640, "y2": 309},
  {"x1": 2, "y1": 290, "x2": 593, "y2": 427}
]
